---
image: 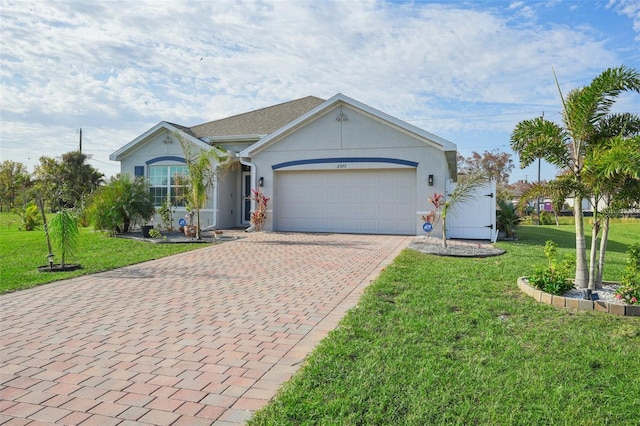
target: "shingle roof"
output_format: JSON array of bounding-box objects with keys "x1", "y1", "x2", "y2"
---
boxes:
[
  {"x1": 165, "y1": 122, "x2": 196, "y2": 138},
  {"x1": 188, "y1": 96, "x2": 325, "y2": 139}
]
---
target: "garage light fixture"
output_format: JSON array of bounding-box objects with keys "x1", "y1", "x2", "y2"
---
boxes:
[
  {"x1": 428, "y1": 175, "x2": 434, "y2": 186},
  {"x1": 259, "y1": 177, "x2": 264, "y2": 187}
]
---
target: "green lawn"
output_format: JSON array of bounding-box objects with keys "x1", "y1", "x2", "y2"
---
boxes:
[
  {"x1": 249, "y1": 221, "x2": 640, "y2": 425},
  {"x1": 0, "y1": 212, "x2": 206, "y2": 293}
]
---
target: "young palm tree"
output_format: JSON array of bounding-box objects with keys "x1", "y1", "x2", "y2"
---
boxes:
[
  {"x1": 510, "y1": 66, "x2": 640, "y2": 289},
  {"x1": 48, "y1": 209, "x2": 79, "y2": 267},
  {"x1": 177, "y1": 133, "x2": 231, "y2": 240},
  {"x1": 583, "y1": 135, "x2": 640, "y2": 287}
]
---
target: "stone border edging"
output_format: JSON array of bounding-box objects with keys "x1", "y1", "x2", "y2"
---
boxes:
[{"x1": 517, "y1": 277, "x2": 640, "y2": 317}]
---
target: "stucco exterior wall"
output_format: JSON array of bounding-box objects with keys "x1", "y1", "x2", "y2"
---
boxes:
[
  {"x1": 250, "y1": 105, "x2": 450, "y2": 235},
  {"x1": 118, "y1": 128, "x2": 219, "y2": 230}
]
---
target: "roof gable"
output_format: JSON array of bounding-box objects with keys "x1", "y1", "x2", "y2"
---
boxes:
[
  {"x1": 239, "y1": 93, "x2": 457, "y2": 157},
  {"x1": 109, "y1": 122, "x2": 209, "y2": 161}
]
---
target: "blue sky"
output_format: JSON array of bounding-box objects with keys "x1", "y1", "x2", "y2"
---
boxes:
[{"x1": 1, "y1": 0, "x2": 638, "y2": 183}]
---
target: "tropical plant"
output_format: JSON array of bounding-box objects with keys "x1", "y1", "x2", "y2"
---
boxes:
[
  {"x1": 148, "y1": 228, "x2": 167, "y2": 241},
  {"x1": 177, "y1": 133, "x2": 230, "y2": 240},
  {"x1": 583, "y1": 135, "x2": 640, "y2": 287},
  {"x1": 48, "y1": 209, "x2": 79, "y2": 267},
  {"x1": 440, "y1": 173, "x2": 487, "y2": 247},
  {"x1": 14, "y1": 200, "x2": 42, "y2": 231},
  {"x1": 528, "y1": 240, "x2": 575, "y2": 295},
  {"x1": 496, "y1": 199, "x2": 519, "y2": 238},
  {"x1": 421, "y1": 193, "x2": 444, "y2": 238},
  {"x1": 57, "y1": 151, "x2": 104, "y2": 208},
  {"x1": 158, "y1": 198, "x2": 175, "y2": 231},
  {"x1": 615, "y1": 243, "x2": 640, "y2": 305},
  {"x1": 511, "y1": 65, "x2": 640, "y2": 289},
  {"x1": 250, "y1": 189, "x2": 270, "y2": 231},
  {"x1": 89, "y1": 174, "x2": 155, "y2": 235},
  {"x1": 517, "y1": 176, "x2": 575, "y2": 226}
]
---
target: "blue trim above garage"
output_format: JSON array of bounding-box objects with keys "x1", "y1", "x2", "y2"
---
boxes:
[
  {"x1": 146, "y1": 156, "x2": 187, "y2": 165},
  {"x1": 272, "y1": 157, "x2": 418, "y2": 170}
]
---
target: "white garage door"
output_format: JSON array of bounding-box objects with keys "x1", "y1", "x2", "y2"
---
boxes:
[{"x1": 275, "y1": 169, "x2": 416, "y2": 235}]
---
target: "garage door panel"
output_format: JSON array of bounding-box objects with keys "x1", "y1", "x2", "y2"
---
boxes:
[
  {"x1": 275, "y1": 169, "x2": 416, "y2": 235},
  {"x1": 378, "y1": 203, "x2": 395, "y2": 217},
  {"x1": 344, "y1": 203, "x2": 361, "y2": 217}
]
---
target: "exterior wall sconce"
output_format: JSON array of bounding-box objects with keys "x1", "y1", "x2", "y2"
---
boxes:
[
  {"x1": 428, "y1": 175, "x2": 434, "y2": 186},
  {"x1": 259, "y1": 177, "x2": 264, "y2": 187}
]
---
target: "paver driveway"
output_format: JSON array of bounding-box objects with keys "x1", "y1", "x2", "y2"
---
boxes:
[{"x1": 1, "y1": 232, "x2": 411, "y2": 425}]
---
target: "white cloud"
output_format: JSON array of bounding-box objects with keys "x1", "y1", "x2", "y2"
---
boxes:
[
  {"x1": 608, "y1": 0, "x2": 640, "y2": 39},
  {"x1": 0, "y1": 0, "x2": 636, "y2": 182}
]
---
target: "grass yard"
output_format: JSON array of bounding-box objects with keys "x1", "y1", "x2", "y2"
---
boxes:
[
  {"x1": 0, "y1": 212, "x2": 205, "y2": 293},
  {"x1": 249, "y1": 221, "x2": 640, "y2": 425}
]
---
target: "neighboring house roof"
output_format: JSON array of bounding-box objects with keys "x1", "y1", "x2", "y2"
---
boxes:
[{"x1": 189, "y1": 96, "x2": 325, "y2": 140}]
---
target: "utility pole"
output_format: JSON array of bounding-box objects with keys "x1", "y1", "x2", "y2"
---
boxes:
[
  {"x1": 79, "y1": 128, "x2": 83, "y2": 153},
  {"x1": 536, "y1": 112, "x2": 543, "y2": 225}
]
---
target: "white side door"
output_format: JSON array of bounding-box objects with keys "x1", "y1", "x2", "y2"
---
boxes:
[{"x1": 446, "y1": 180, "x2": 496, "y2": 240}]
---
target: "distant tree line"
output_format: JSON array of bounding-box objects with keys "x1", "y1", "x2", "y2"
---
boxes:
[{"x1": 0, "y1": 151, "x2": 104, "y2": 213}]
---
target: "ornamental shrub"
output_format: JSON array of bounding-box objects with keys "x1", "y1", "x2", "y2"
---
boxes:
[
  {"x1": 615, "y1": 243, "x2": 640, "y2": 305},
  {"x1": 496, "y1": 199, "x2": 520, "y2": 238},
  {"x1": 14, "y1": 201, "x2": 42, "y2": 231},
  {"x1": 529, "y1": 240, "x2": 575, "y2": 295},
  {"x1": 89, "y1": 174, "x2": 154, "y2": 235}
]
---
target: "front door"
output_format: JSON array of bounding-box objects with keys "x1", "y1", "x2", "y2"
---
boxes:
[{"x1": 241, "y1": 172, "x2": 251, "y2": 225}]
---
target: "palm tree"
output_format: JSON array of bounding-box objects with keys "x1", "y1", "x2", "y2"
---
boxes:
[
  {"x1": 48, "y1": 209, "x2": 79, "y2": 267},
  {"x1": 511, "y1": 66, "x2": 640, "y2": 289},
  {"x1": 177, "y1": 133, "x2": 231, "y2": 240},
  {"x1": 517, "y1": 176, "x2": 575, "y2": 226},
  {"x1": 584, "y1": 135, "x2": 640, "y2": 287}
]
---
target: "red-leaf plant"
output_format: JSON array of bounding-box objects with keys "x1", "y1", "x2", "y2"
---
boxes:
[
  {"x1": 421, "y1": 193, "x2": 444, "y2": 233},
  {"x1": 250, "y1": 189, "x2": 270, "y2": 231}
]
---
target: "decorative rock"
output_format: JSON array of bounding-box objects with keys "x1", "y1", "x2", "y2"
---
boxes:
[{"x1": 516, "y1": 277, "x2": 638, "y2": 317}]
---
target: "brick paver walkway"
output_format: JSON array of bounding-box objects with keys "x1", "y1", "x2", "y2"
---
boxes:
[{"x1": 1, "y1": 232, "x2": 411, "y2": 425}]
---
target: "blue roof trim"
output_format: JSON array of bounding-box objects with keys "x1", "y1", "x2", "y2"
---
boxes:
[
  {"x1": 272, "y1": 157, "x2": 418, "y2": 170},
  {"x1": 146, "y1": 156, "x2": 187, "y2": 165}
]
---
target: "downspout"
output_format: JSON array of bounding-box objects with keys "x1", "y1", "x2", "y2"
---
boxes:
[{"x1": 237, "y1": 154, "x2": 256, "y2": 228}]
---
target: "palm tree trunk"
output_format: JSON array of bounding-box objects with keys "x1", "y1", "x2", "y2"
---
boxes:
[
  {"x1": 588, "y1": 217, "x2": 600, "y2": 291},
  {"x1": 574, "y1": 199, "x2": 588, "y2": 288},
  {"x1": 441, "y1": 214, "x2": 448, "y2": 247},
  {"x1": 196, "y1": 208, "x2": 202, "y2": 240},
  {"x1": 596, "y1": 216, "x2": 610, "y2": 288}
]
